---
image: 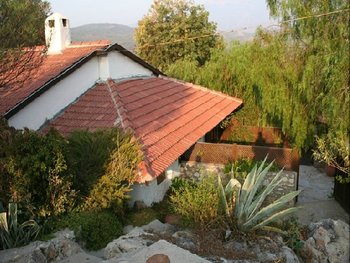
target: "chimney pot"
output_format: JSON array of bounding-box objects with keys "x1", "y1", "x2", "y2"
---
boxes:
[{"x1": 45, "y1": 13, "x2": 71, "y2": 54}]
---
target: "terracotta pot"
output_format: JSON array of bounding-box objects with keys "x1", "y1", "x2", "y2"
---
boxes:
[{"x1": 325, "y1": 165, "x2": 336, "y2": 177}]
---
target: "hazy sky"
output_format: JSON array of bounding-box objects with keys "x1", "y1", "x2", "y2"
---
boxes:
[{"x1": 48, "y1": 0, "x2": 274, "y2": 32}]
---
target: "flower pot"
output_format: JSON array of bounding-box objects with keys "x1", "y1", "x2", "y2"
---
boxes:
[{"x1": 325, "y1": 165, "x2": 336, "y2": 177}]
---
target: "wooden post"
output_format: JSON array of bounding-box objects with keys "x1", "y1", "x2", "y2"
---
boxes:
[{"x1": 232, "y1": 143, "x2": 237, "y2": 161}]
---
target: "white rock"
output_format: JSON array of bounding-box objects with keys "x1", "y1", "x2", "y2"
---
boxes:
[
  {"x1": 0, "y1": 230, "x2": 82, "y2": 263},
  {"x1": 125, "y1": 227, "x2": 146, "y2": 237},
  {"x1": 112, "y1": 240, "x2": 210, "y2": 263},
  {"x1": 281, "y1": 246, "x2": 300, "y2": 263},
  {"x1": 104, "y1": 227, "x2": 149, "y2": 259},
  {"x1": 301, "y1": 219, "x2": 350, "y2": 263},
  {"x1": 332, "y1": 219, "x2": 349, "y2": 239},
  {"x1": 122, "y1": 225, "x2": 134, "y2": 235},
  {"x1": 141, "y1": 219, "x2": 174, "y2": 233},
  {"x1": 56, "y1": 252, "x2": 102, "y2": 263}
]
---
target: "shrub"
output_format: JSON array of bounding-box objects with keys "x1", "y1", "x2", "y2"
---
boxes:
[
  {"x1": 2, "y1": 128, "x2": 76, "y2": 219},
  {"x1": 84, "y1": 131, "x2": 143, "y2": 214},
  {"x1": 219, "y1": 157, "x2": 300, "y2": 233},
  {"x1": 0, "y1": 119, "x2": 18, "y2": 206},
  {"x1": 50, "y1": 210, "x2": 123, "y2": 250},
  {"x1": 67, "y1": 129, "x2": 116, "y2": 197},
  {"x1": 170, "y1": 175, "x2": 219, "y2": 227},
  {"x1": 169, "y1": 177, "x2": 196, "y2": 193},
  {"x1": 224, "y1": 158, "x2": 279, "y2": 184},
  {"x1": 280, "y1": 218, "x2": 305, "y2": 253},
  {"x1": 225, "y1": 158, "x2": 279, "y2": 174},
  {"x1": 0, "y1": 203, "x2": 40, "y2": 250}
]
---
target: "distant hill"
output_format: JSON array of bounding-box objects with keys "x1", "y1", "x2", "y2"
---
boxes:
[
  {"x1": 71, "y1": 23, "x2": 135, "y2": 50},
  {"x1": 71, "y1": 24, "x2": 255, "y2": 52},
  {"x1": 220, "y1": 30, "x2": 255, "y2": 43}
]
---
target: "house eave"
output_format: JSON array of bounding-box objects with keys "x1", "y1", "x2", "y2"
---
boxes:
[
  {"x1": 4, "y1": 43, "x2": 164, "y2": 120},
  {"x1": 3, "y1": 50, "x2": 99, "y2": 119}
]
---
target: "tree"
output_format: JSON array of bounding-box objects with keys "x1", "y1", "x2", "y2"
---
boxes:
[
  {"x1": 168, "y1": 32, "x2": 308, "y2": 146},
  {"x1": 0, "y1": 0, "x2": 51, "y2": 88},
  {"x1": 168, "y1": 1, "x2": 349, "y2": 163},
  {"x1": 134, "y1": 0, "x2": 222, "y2": 71},
  {"x1": 266, "y1": 0, "x2": 349, "y2": 174}
]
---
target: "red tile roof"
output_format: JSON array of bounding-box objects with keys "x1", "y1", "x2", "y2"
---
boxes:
[
  {"x1": 44, "y1": 77, "x2": 242, "y2": 182},
  {"x1": 0, "y1": 40, "x2": 111, "y2": 116}
]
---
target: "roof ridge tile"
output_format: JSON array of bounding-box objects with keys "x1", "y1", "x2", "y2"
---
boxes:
[
  {"x1": 68, "y1": 40, "x2": 111, "y2": 48},
  {"x1": 106, "y1": 79, "x2": 136, "y2": 133}
]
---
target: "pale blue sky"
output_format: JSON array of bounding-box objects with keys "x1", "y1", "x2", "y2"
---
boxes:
[{"x1": 48, "y1": 0, "x2": 274, "y2": 32}]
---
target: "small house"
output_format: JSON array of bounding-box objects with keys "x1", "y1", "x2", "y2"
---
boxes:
[{"x1": 0, "y1": 13, "x2": 242, "y2": 206}]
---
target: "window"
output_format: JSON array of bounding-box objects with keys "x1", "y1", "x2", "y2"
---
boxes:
[
  {"x1": 48, "y1": 20, "x2": 55, "y2": 28},
  {"x1": 62, "y1": 19, "x2": 67, "y2": 27},
  {"x1": 157, "y1": 172, "x2": 166, "y2": 185}
]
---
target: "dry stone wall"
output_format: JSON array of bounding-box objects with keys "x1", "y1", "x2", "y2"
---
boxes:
[{"x1": 180, "y1": 161, "x2": 298, "y2": 205}]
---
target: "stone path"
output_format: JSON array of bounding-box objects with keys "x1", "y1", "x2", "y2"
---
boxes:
[{"x1": 296, "y1": 165, "x2": 349, "y2": 225}]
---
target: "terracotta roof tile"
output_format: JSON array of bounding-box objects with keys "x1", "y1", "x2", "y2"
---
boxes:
[
  {"x1": 41, "y1": 82, "x2": 117, "y2": 136},
  {"x1": 44, "y1": 77, "x2": 242, "y2": 182},
  {"x1": 0, "y1": 41, "x2": 111, "y2": 116}
]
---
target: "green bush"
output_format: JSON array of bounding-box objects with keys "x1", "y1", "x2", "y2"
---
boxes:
[
  {"x1": 224, "y1": 158, "x2": 279, "y2": 184},
  {"x1": 169, "y1": 177, "x2": 196, "y2": 193},
  {"x1": 0, "y1": 119, "x2": 17, "y2": 206},
  {"x1": 1, "y1": 127, "x2": 76, "y2": 219},
  {"x1": 280, "y1": 218, "x2": 305, "y2": 253},
  {"x1": 84, "y1": 131, "x2": 143, "y2": 214},
  {"x1": 170, "y1": 175, "x2": 219, "y2": 227},
  {"x1": 50, "y1": 210, "x2": 123, "y2": 250},
  {"x1": 228, "y1": 125, "x2": 255, "y2": 143},
  {"x1": 67, "y1": 129, "x2": 116, "y2": 197}
]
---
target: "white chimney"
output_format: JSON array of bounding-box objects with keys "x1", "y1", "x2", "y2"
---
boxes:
[{"x1": 45, "y1": 13, "x2": 71, "y2": 54}]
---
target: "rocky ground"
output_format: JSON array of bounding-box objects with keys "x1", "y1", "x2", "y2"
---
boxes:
[{"x1": 0, "y1": 218, "x2": 348, "y2": 263}]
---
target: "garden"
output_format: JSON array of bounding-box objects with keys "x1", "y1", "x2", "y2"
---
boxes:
[{"x1": 0, "y1": 117, "x2": 309, "y2": 261}]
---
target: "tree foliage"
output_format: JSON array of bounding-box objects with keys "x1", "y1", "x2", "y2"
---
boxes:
[
  {"x1": 0, "y1": 123, "x2": 76, "y2": 219},
  {"x1": 134, "y1": 0, "x2": 222, "y2": 71},
  {"x1": 168, "y1": 1, "x2": 349, "y2": 155},
  {"x1": 0, "y1": 0, "x2": 50, "y2": 49},
  {"x1": 168, "y1": 33, "x2": 308, "y2": 148},
  {"x1": 67, "y1": 129, "x2": 118, "y2": 197},
  {"x1": 266, "y1": 0, "x2": 349, "y2": 169},
  {"x1": 1, "y1": 119, "x2": 144, "y2": 219},
  {"x1": 0, "y1": 0, "x2": 50, "y2": 88},
  {"x1": 84, "y1": 131, "x2": 143, "y2": 214}
]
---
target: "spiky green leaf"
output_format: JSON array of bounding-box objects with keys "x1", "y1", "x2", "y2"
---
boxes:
[
  {"x1": 247, "y1": 169, "x2": 284, "y2": 218},
  {"x1": 244, "y1": 190, "x2": 301, "y2": 228},
  {"x1": 252, "y1": 207, "x2": 300, "y2": 230}
]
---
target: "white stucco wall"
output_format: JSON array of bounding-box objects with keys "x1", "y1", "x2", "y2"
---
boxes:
[
  {"x1": 8, "y1": 57, "x2": 100, "y2": 130},
  {"x1": 98, "y1": 55, "x2": 109, "y2": 80},
  {"x1": 129, "y1": 159, "x2": 180, "y2": 207},
  {"x1": 106, "y1": 51, "x2": 153, "y2": 80}
]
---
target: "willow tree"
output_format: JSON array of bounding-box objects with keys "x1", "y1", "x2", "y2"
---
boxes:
[
  {"x1": 168, "y1": 1, "x2": 349, "y2": 160},
  {"x1": 167, "y1": 31, "x2": 307, "y2": 147},
  {"x1": 134, "y1": 0, "x2": 223, "y2": 71},
  {"x1": 267, "y1": 0, "x2": 349, "y2": 172}
]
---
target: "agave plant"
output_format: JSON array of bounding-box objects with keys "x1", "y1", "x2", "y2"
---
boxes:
[
  {"x1": 0, "y1": 202, "x2": 41, "y2": 250},
  {"x1": 218, "y1": 157, "x2": 300, "y2": 233}
]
